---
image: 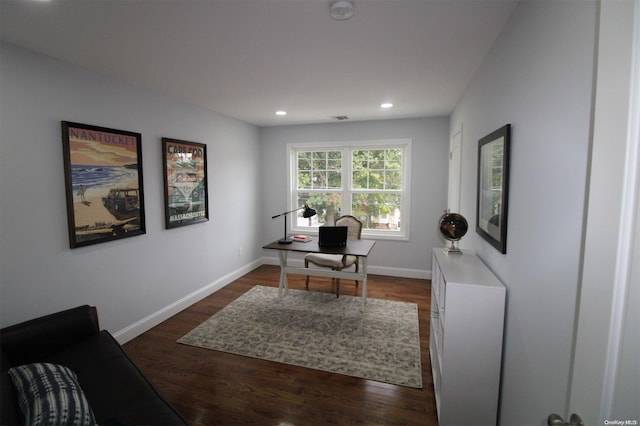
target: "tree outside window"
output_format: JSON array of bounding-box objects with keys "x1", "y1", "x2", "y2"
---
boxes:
[
  {"x1": 351, "y1": 149, "x2": 403, "y2": 230},
  {"x1": 290, "y1": 140, "x2": 410, "y2": 240}
]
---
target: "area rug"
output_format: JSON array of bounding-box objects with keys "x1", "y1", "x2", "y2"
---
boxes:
[{"x1": 178, "y1": 285, "x2": 422, "y2": 388}]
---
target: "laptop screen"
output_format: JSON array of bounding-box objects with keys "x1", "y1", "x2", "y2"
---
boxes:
[{"x1": 318, "y1": 226, "x2": 348, "y2": 246}]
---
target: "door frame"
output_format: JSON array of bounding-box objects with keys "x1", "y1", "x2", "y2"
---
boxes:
[{"x1": 569, "y1": 0, "x2": 639, "y2": 422}]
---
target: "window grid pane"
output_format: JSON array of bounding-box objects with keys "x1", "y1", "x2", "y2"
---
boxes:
[
  {"x1": 292, "y1": 143, "x2": 407, "y2": 237},
  {"x1": 352, "y1": 192, "x2": 402, "y2": 231},
  {"x1": 295, "y1": 191, "x2": 342, "y2": 227},
  {"x1": 352, "y1": 149, "x2": 403, "y2": 190},
  {"x1": 297, "y1": 150, "x2": 342, "y2": 190}
]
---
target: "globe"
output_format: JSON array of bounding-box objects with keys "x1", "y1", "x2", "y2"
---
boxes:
[{"x1": 438, "y1": 212, "x2": 468, "y2": 253}]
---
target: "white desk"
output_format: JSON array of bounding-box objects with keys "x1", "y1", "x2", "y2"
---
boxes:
[{"x1": 263, "y1": 239, "x2": 376, "y2": 307}]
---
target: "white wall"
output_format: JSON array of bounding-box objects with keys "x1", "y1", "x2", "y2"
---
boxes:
[
  {"x1": 450, "y1": 1, "x2": 597, "y2": 424},
  {"x1": 0, "y1": 43, "x2": 262, "y2": 338},
  {"x1": 259, "y1": 118, "x2": 449, "y2": 278},
  {"x1": 0, "y1": 42, "x2": 448, "y2": 340}
]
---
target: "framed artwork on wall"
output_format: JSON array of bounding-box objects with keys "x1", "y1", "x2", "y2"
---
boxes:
[
  {"x1": 61, "y1": 121, "x2": 146, "y2": 248},
  {"x1": 476, "y1": 124, "x2": 511, "y2": 254},
  {"x1": 162, "y1": 138, "x2": 209, "y2": 229}
]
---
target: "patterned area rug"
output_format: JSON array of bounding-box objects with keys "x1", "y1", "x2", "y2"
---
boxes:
[{"x1": 178, "y1": 285, "x2": 422, "y2": 388}]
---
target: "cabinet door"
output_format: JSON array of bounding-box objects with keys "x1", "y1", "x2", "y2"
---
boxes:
[
  {"x1": 430, "y1": 253, "x2": 446, "y2": 418},
  {"x1": 430, "y1": 254, "x2": 445, "y2": 362}
]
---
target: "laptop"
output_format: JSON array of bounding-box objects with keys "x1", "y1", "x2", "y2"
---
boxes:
[{"x1": 318, "y1": 226, "x2": 349, "y2": 247}]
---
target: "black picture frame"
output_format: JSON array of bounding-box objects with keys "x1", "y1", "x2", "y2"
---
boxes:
[
  {"x1": 476, "y1": 124, "x2": 511, "y2": 253},
  {"x1": 162, "y1": 138, "x2": 209, "y2": 229},
  {"x1": 61, "y1": 121, "x2": 146, "y2": 248}
]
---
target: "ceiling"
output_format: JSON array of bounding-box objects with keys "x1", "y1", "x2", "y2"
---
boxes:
[{"x1": 0, "y1": 0, "x2": 519, "y2": 127}]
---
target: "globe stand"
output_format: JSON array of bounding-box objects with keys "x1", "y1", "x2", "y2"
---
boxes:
[{"x1": 444, "y1": 240, "x2": 462, "y2": 254}]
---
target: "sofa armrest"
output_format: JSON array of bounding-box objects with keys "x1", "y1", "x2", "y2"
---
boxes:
[{"x1": 0, "y1": 305, "x2": 100, "y2": 365}]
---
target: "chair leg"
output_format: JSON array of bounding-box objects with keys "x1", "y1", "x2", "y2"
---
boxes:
[
  {"x1": 354, "y1": 260, "x2": 359, "y2": 288},
  {"x1": 336, "y1": 278, "x2": 340, "y2": 298},
  {"x1": 305, "y1": 259, "x2": 310, "y2": 289}
]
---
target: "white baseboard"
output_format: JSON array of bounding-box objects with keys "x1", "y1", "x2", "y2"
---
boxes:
[
  {"x1": 113, "y1": 259, "x2": 263, "y2": 344},
  {"x1": 114, "y1": 257, "x2": 430, "y2": 343}
]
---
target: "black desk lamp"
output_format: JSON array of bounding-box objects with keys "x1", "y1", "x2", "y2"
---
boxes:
[{"x1": 272, "y1": 203, "x2": 317, "y2": 244}]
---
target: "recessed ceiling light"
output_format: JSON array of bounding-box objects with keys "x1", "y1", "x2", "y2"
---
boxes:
[
  {"x1": 380, "y1": 103, "x2": 394, "y2": 109},
  {"x1": 330, "y1": 0, "x2": 355, "y2": 21},
  {"x1": 275, "y1": 110, "x2": 287, "y2": 116}
]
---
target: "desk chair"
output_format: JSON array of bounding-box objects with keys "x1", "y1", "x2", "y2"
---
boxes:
[{"x1": 304, "y1": 215, "x2": 363, "y2": 297}]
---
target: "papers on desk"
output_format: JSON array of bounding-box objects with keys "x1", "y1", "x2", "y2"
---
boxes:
[{"x1": 292, "y1": 234, "x2": 312, "y2": 242}]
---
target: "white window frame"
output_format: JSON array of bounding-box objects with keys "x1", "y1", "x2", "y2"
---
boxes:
[{"x1": 287, "y1": 139, "x2": 411, "y2": 241}]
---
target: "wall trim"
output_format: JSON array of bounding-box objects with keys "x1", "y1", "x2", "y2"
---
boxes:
[
  {"x1": 113, "y1": 258, "x2": 263, "y2": 343},
  {"x1": 114, "y1": 256, "x2": 430, "y2": 343},
  {"x1": 600, "y1": 0, "x2": 640, "y2": 417}
]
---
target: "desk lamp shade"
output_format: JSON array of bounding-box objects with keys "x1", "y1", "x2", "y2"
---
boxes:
[
  {"x1": 272, "y1": 204, "x2": 317, "y2": 244},
  {"x1": 302, "y1": 205, "x2": 317, "y2": 218}
]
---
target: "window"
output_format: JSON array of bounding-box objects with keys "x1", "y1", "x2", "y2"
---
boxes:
[{"x1": 288, "y1": 139, "x2": 411, "y2": 240}]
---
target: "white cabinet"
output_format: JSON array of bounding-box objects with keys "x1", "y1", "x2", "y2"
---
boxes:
[{"x1": 430, "y1": 248, "x2": 506, "y2": 426}]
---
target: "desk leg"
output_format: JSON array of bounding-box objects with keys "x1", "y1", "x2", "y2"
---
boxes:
[
  {"x1": 361, "y1": 256, "x2": 368, "y2": 309},
  {"x1": 278, "y1": 250, "x2": 289, "y2": 297}
]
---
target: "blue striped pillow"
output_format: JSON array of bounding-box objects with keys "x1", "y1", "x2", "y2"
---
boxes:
[{"x1": 7, "y1": 363, "x2": 97, "y2": 425}]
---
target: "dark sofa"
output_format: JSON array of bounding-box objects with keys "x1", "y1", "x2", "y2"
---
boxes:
[{"x1": 1, "y1": 305, "x2": 187, "y2": 425}]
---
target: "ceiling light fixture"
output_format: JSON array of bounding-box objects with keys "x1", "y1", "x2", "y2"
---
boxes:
[
  {"x1": 275, "y1": 110, "x2": 287, "y2": 116},
  {"x1": 330, "y1": 0, "x2": 355, "y2": 21},
  {"x1": 381, "y1": 103, "x2": 394, "y2": 109}
]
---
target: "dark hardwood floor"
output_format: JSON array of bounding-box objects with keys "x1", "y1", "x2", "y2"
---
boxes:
[{"x1": 123, "y1": 265, "x2": 438, "y2": 425}]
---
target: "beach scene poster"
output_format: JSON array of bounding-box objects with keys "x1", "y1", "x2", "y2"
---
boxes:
[
  {"x1": 61, "y1": 121, "x2": 146, "y2": 248},
  {"x1": 162, "y1": 138, "x2": 209, "y2": 229}
]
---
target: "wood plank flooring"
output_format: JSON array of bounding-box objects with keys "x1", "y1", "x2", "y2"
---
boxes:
[{"x1": 123, "y1": 265, "x2": 438, "y2": 425}]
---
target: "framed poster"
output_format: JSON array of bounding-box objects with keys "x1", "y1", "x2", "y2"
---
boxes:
[
  {"x1": 61, "y1": 121, "x2": 146, "y2": 248},
  {"x1": 162, "y1": 138, "x2": 209, "y2": 228},
  {"x1": 476, "y1": 124, "x2": 511, "y2": 254}
]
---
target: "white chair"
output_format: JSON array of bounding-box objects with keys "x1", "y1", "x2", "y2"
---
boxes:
[{"x1": 304, "y1": 215, "x2": 363, "y2": 297}]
